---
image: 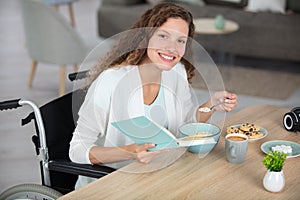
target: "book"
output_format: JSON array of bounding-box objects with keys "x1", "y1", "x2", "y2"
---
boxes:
[{"x1": 111, "y1": 116, "x2": 216, "y2": 151}]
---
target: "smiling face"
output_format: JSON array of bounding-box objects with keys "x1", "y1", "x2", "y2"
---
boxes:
[{"x1": 142, "y1": 17, "x2": 189, "y2": 71}]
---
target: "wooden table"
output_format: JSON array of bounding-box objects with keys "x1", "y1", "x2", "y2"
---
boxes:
[
  {"x1": 194, "y1": 18, "x2": 239, "y2": 35},
  {"x1": 194, "y1": 18, "x2": 239, "y2": 77},
  {"x1": 59, "y1": 105, "x2": 300, "y2": 200}
]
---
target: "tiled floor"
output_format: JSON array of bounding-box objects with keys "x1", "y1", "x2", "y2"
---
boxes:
[{"x1": 0, "y1": 0, "x2": 299, "y2": 194}]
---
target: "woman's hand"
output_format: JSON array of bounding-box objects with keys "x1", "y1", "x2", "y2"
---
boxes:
[
  {"x1": 211, "y1": 91, "x2": 238, "y2": 112},
  {"x1": 127, "y1": 143, "x2": 168, "y2": 164},
  {"x1": 89, "y1": 143, "x2": 168, "y2": 165}
]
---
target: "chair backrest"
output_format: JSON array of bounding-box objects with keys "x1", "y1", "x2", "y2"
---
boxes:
[
  {"x1": 22, "y1": 89, "x2": 86, "y2": 194},
  {"x1": 22, "y1": 89, "x2": 86, "y2": 161},
  {"x1": 20, "y1": 0, "x2": 88, "y2": 64}
]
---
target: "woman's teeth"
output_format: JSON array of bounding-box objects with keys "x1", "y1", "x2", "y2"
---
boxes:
[{"x1": 160, "y1": 53, "x2": 174, "y2": 60}]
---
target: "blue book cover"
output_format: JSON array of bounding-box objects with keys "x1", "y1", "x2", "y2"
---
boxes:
[{"x1": 111, "y1": 116, "x2": 216, "y2": 151}]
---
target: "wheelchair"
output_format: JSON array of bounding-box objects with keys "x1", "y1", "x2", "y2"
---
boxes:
[{"x1": 0, "y1": 71, "x2": 115, "y2": 199}]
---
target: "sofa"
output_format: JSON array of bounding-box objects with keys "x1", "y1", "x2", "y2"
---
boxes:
[{"x1": 97, "y1": 0, "x2": 300, "y2": 63}]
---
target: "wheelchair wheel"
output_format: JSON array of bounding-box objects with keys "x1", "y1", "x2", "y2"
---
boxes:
[{"x1": 0, "y1": 183, "x2": 63, "y2": 200}]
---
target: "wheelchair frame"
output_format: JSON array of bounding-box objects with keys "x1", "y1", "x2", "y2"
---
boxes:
[{"x1": 0, "y1": 71, "x2": 115, "y2": 199}]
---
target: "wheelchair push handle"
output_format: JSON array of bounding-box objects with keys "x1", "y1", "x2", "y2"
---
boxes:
[
  {"x1": 0, "y1": 98, "x2": 47, "y2": 151},
  {"x1": 68, "y1": 70, "x2": 89, "y2": 81},
  {"x1": 0, "y1": 98, "x2": 22, "y2": 111}
]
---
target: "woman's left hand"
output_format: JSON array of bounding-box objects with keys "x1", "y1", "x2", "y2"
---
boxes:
[{"x1": 211, "y1": 91, "x2": 238, "y2": 112}]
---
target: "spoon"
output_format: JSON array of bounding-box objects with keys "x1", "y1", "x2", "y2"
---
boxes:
[{"x1": 198, "y1": 101, "x2": 225, "y2": 113}]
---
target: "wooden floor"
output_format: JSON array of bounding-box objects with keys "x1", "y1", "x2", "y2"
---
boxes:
[{"x1": 0, "y1": 0, "x2": 299, "y2": 194}]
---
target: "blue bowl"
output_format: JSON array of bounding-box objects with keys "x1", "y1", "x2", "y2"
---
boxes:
[{"x1": 179, "y1": 123, "x2": 221, "y2": 154}]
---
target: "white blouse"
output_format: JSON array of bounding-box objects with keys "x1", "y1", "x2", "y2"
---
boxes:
[
  {"x1": 144, "y1": 83, "x2": 168, "y2": 128},
  {"x1": 69, "y1": 63, "x2": 199, "y2": 170}
]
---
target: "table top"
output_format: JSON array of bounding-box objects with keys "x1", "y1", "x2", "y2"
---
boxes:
[
  {"x1": 194, "y1": 18, "x2": 239, "y2": 35},
  {"x1": 59, "y1": 105, "x2": 300, "y2": 200}
]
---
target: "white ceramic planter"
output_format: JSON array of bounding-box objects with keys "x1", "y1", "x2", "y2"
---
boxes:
[{"x1": 263, "y1": 170, "x2": 285, "y2": 192}]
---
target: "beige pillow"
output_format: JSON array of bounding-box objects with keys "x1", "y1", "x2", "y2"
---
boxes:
[{"x1": 246, "y1": 0, "x2": 287, "y2": 14}]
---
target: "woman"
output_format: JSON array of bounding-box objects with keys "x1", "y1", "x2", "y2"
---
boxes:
[{"x1": 69, "y1": 2, "x2": 238, "y2": 187}]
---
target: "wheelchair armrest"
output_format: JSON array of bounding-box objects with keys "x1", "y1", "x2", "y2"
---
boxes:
[{"x1": 48, "y1": 160, "x2": 116, "y2": 178}]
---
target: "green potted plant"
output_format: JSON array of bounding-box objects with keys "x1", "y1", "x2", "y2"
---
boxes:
[{"x1": 262, "y1": 151, "x2": 288, "y2": 192}]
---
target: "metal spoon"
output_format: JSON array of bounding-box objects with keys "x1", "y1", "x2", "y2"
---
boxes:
[
  {"x1": 198, "y1": 101, "x2": 225, "y2": 112},
  {"x1": 210, "y1": 101, "x2": 226, "y2": 110}
]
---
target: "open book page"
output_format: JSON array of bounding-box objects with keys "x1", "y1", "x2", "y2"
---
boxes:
[
  {"x1": 177, "y1": 137, "x2": 216, "y2": 147},
  {"x1": 111, "y1": 116, "x2": 216, "y2": 151}
]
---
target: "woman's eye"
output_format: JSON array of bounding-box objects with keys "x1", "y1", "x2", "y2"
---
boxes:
[
  {"x1": 178, "y1": 39, "x2": 186, "y2": 44},
  {"x1": 158, "y1": 34, "x2": 168, "y2": 39}
]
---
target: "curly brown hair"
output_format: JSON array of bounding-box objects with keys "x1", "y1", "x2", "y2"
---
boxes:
[{"x1": 88, "y1": 2, "x2": 195, "y2": 85}]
